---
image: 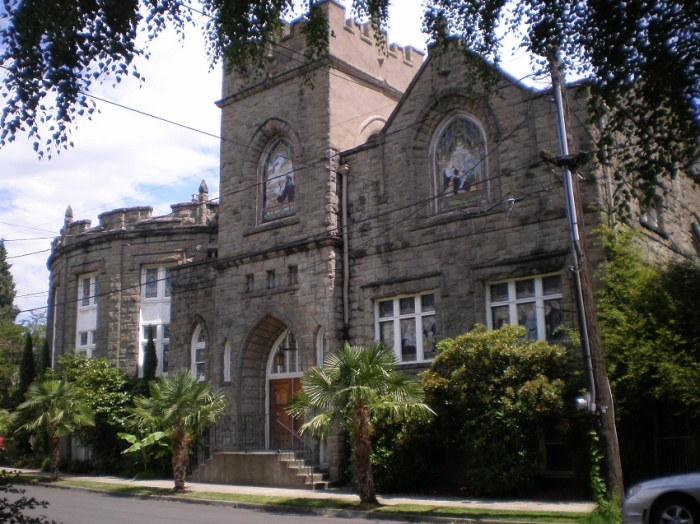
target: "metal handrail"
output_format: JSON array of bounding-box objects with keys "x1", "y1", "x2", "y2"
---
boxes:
[
  {"x1": 211, "y1": 414, "x2": 267, "y2": 452},
  {"x1": 274, "y1": 415, "x2": 316, "y2": 483}
]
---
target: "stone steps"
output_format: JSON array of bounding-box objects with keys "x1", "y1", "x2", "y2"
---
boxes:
[
  {"x1": 189, "y1": 451, "x2": 329, "y2": 490},
  {"x1": 276, "y1": 452, "x2": 329, "y2": 490}
]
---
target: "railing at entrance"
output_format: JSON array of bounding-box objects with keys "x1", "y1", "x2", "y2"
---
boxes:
[
  {"x1": 212, "y1": 414, "x2": 267, "y2": 452},
  {"x1": 275, "y1": 416, "x2": 316, "y2": 481},
  {"x1": 188, "y1": 414, "x2": 323, "y2": 483},
  {"x1": 189, "y1": 414, "x2": 267, "y2": 473}
]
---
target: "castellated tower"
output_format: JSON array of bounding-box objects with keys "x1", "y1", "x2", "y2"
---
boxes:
[
  {"x1": 183, "y1": 0, "x2": 423, "y2": 481},
  {"x1": 45, "y1": 0, "x2": 700, "y2": 487}
]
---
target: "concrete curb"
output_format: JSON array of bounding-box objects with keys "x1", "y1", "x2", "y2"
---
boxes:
[{"x1": 36, "y1": 480, "x2": 583, "y2": 524}]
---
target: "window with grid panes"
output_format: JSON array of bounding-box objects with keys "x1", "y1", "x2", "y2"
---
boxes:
[
  {"x1": 77, "y1": 330, "x2": 96, "y2": 356},
  {"x1": 76, "y1": 274, "x2": 98, "y2": 356},
  {"x1": 141, "y1": 324, "x2": 170, "y2": 375},
  {"x1": 192, "y1": 325, "x2": 207, "y2": 380},
  {"x1": 486, "y1": 275, "x2": 563, "y2": 342},
  {"x1": 375, "y1": 293, "x2": 437, "y2": 363},
  {"x1": 140, "y1": 266, "x2": 173, "y2": 377}
]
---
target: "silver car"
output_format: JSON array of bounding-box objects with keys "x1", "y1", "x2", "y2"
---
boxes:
[{"x1": 622, "y1": 472, "x2": 700, "y2": 524}]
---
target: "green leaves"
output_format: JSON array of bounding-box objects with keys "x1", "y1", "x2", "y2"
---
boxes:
[
  {"x1": 423, "y1": 324, "x2": 567, "y2": 496},
  {"x1": 118, "y1": 430, "x2": 166, "y2": 451},
  {"x1": 14, "y1": 378, "x2": 95, "y2": 438},
  {"x1": 289, "y1": 342, "x2": 433, "y2": 505},
  {"x1": 123, "y1": 369, "x2": 226, "y2": 487},
  {"x1": 597, "y1": 227, "x2": 700, "y2": 417},
  {"x1": 0, "y1": 0, "x2": 141, "y2": 155},
  {"x1": 290, "y1": 342, "x2": 434, "y2": 439}
]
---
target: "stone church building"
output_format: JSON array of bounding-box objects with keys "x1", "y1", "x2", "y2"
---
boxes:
[{"x1": 46, "y1": 0, "x2": 700, "y2": 485}]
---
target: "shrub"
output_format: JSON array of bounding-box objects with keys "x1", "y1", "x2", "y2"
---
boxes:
[{"x1": 423, "y1": 324, "x2": 567, "y2": 496}]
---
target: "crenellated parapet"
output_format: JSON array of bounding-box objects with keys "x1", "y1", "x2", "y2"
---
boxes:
[
  {"x1": 53, "y1": 180, "x2": 219, "y2": 250},
  {"x1": 220, "y1": 0, "x2": 423, "y2": 102},
  {"x1": 329, "y1": 1, "x2": 424, "y2": 93}
]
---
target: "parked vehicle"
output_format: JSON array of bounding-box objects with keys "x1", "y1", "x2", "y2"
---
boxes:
[{"x1": 622, "y1": 472, "x2": 700, "y2": 524}]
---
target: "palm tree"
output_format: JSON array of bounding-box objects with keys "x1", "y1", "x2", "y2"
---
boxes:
[
  {"x1": 15, "y1": 379, "x2": 94, "y2": 480},
  {"x1": 127, "y1": 369, "x2": 226, "y2": 491},
  {"x1": 288, "y1": 342, "x2": 434, "y2": 507},
  {"x1": 0, "y1": 408, "x2": 11, "y2": 434}
]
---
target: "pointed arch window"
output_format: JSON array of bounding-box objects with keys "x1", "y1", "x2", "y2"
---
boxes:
[
  {"x1": 270, "y1": 330, "x2": 300, "y2": 375},
  {"x1": 191, "y1": 325, "x2": 207, "y2": 380},
  {"x1": 261, "y1": 138, "x2": 295, "y2": 222},
  {"x1": 223, "y1": 339, "x2": 232, "y2": 383},
  {"x1": 432, "y1": 115, "x2": 488, "y2": 212}
]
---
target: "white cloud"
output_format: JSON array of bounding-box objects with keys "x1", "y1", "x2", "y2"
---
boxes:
[
  {"x1": 1, "y1": 28, "x2": 221, "y2": 320},
  {"x1": 1, "y1": 0, "x2": 549, "y2": 322}
]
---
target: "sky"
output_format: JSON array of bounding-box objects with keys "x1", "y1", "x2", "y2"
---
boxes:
[{"x1": 1, "y1": 0, "x2": 545, "y2": 322}]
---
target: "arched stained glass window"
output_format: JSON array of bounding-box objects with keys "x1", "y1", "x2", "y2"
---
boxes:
[
  {"x1": 261, "y1": 138, "x2": 295, "y2": 222},
  {"x1": 191, "y1": 325, "x2": 207, "y2": 380},
  {"x1": 433, "y1": 115, "x2": 488, "y2": 212}
]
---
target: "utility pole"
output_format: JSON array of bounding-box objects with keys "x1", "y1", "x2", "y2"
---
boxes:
[{"x1": 549, "y1": 58, "x2": 625, "y2": 501}]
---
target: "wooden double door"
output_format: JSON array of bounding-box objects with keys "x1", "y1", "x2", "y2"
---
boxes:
[{"x1": 269, "y1": 377, "x2": 303, "y2": 449}]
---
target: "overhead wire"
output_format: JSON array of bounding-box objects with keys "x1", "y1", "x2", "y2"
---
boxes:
[
  {"x1": 15, "y1": 143, "x2": 568, "y2": 315},
  {"x1": 8, "y1": 60, "x2": 568, "y2": 307},
  {"x1": 6, "y1": 8, "x2": 658, "y2": 317}
]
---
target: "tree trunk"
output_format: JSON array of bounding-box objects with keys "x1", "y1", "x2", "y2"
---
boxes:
[
  {"x1": 49, "y1": 434, "x2": 60, "y2": 481},
  {"x1": 172, "y1": 427, "x2": 189, "y2": 492},
  {"x1": 353, "y1": 402, "x2": 378, "y2": 507}
]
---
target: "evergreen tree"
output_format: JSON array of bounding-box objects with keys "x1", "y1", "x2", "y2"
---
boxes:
[
  {"x1": 38, "y1": 338, "x2": 51, "y2": 378},
  {"x1": 17, "y1": 332, "x2": 35, "y2": 400},
  {"x1": 142, "y1": 325, "x2": 158, "y2": 390},
  {"x1": 14, "y1": 332, "x2": 36, "y2": 456},
  {"x1": 0, "y1": 240, "x2": 20, "y2": 324}
]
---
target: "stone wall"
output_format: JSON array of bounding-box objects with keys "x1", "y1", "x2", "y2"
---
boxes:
[{"x1": 47, "y1": 183, "x2": 218, "y2": 376}]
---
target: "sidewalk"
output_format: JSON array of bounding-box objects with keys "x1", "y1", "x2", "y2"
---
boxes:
[{"x1": 13, "y1": 468, "x2": 596, "y2": 515}]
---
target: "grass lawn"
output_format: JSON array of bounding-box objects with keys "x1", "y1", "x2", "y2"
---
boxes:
[{"x1": 34, "y1": 477, "x2": 595, "y2": 523}]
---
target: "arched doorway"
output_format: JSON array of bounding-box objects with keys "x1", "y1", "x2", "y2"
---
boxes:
[{"x1": 266, "y1": 329, "x2": 304, "y2": 449}]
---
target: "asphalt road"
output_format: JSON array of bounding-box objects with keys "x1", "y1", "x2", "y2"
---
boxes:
[{"x1": 12, "y1": 484, "x2": 400, "y2": 524}]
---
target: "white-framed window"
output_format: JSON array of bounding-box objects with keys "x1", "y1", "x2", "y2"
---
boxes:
[
  {"x1": 375, "y1": 293, "x2": 438, "y2": 363},
  {"x1": 191, "y1": 325, "x2": 207, "y2": 380},
  {"x1": 77, "y1": 330, "x2": 96, "y2": 357},
  {"x1": 139, "y1": 266, "x2": 173, "y2": 377},
  {"x1": 486, "y1": 274, "x2": 564, "y2": 342},
  {"x1": 141, "y1": 324, "x2": 170, "y2": 376},
  {"x1": 79, "y1": 274, "x2": 98, "y2": 307},
  {"x1": 76, "y1": 274, "x2": 98, "y2": 356},
  {"x1": 143, "y1": 266, "x2": 172, "y2": 299}
]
